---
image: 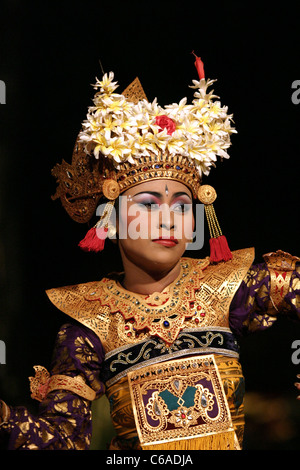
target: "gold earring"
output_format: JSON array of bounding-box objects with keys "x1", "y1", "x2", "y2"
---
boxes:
[
  {"x1": 78, "y1": 200, "x2": 116, "y2": 252},
  {"x1": 198, "y1": 185, "x2": 232, "y2": 263}
]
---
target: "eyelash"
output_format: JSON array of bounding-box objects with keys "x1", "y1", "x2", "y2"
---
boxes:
[
  {"x1": 137, "y1": 202, "x2": 160, "y2": 210},
  {"x1": 136, "y1": 202, "x2": 191, "y2": 213},
  {"x1": 171, "y1": 203, "x2": 192, "y2": 213}
]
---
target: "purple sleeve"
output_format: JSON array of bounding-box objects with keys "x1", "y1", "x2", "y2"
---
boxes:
[
  {"x1": 0, "y1": 323, "x2": 105, "y2": 450},
  {"x1": 229, "y1": 262, "x2": 300, "y2": 337}
]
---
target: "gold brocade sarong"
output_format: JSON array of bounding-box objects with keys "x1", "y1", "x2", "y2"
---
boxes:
[{"x1": 106, "y1": 354, "x2": 245, "y2": 450}]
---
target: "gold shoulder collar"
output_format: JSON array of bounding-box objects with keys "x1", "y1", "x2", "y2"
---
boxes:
[
  {"x1": 46, "y1": 247, "x2": 254, "y2": 345},
  {"x1": 46, "y1": 280, "x2": 111, "y2": 341},
  {"x1": 191, "y1": 247, "x2": 255, "y2": 327}
]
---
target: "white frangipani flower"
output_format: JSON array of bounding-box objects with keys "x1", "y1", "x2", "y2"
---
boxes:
[
  {"x1": 93, "y1": 72, "x2": 118, "y2": 94},
  {"x1": 78, "y1": 71, "x2": 236, "y2": 177}
]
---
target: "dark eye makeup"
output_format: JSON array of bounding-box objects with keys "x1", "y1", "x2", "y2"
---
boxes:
[{"x1": 130, "y1": 191, "x2": 192, "y2": 207}]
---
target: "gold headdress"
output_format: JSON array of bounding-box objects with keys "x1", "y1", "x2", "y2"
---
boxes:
[{"x1": 51, "y1": 54, "x2": 236, "y2": 262}]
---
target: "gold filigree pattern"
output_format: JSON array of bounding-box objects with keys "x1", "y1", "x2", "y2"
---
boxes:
[
  {"x1": 29, "y1": 365, "x2": 97, "y2": 402},
  {"x1": 52, "y1": 146, "x2": 203, "y2": 223},
  {"x1": 29, "y1": 366, "x2": 51, "y2": 402},
  {"x1": 122, "y1": 77, "x2": 148, "y2": 104},
  {"x1": 197, "y1": 185, "x2": 217, "y2": 205},
  {"x1": 263, "y1": 250, "x2": 300, "y2": 313},
  {"x1": 106, "y1": 355, "x2": 245, "y2": 449},
  {"x1": 102, "y1": 327, "x2": 239, "y2": 388},
  {"x1": 46, "y1": 248, "x2": 254, "y2": 350},
  {"x1": 128, "y1": 355, "x2": 235, "y2": 449},
  {"x1": 263, "y1": 250, "x2": 300, "y2": 272},
  {"x1": 102, "y1": 179, "x2": 120, "y2": 200},
  {"x1": 51, "y1": 137, "x2": 105, "y2": 224},
  {"x1": 109, "y1": 339, "x2": 158, "y2": 373}
]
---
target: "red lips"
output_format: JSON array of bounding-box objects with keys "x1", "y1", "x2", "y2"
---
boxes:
[{"x1": 152, "y1": 237, "x2": 178, "y2": 247}]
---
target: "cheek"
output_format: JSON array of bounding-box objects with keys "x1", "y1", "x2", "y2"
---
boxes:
[
  {"x1": 174, "y1": 213, "x2": 195, "y2": 240},
  {"x1": 118, "y1": 207, "x2": 152, "y2": 239}
]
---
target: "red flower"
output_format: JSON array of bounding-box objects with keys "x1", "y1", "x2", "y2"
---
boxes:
[{"x1": 155, "y1": 115, "x2": 176, "y2": 135}]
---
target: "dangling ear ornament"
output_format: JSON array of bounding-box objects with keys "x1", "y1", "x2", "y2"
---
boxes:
[
  {"x1": 198, "y1": 185, "x2": 232, "y2": 263},
  {"x1": 78, "y1": 179, "x2": 119, "y2": 253}
]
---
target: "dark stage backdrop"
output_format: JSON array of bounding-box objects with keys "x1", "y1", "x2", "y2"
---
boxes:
[{"x1": 0, "y1": 1, "x2": 299, "y2": 450}]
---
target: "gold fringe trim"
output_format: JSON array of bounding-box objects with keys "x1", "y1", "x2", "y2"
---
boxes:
[{"x1": 142, "y1": 430, "x2": 236, "y2": 451}]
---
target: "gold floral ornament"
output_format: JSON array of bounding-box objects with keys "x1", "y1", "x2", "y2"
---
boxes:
[
  {"x1": 102, "y1": 179, "x2": 120, "y2": 200},
  {"x1": 197, "y1": 185, "x2": 217, "y2": 205}
]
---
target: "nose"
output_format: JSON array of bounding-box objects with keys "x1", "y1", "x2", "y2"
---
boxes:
[{"x1": 158, "y1": 204, "x2": 175, "y2": 230}]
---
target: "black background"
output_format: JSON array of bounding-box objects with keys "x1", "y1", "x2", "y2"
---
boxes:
[{"x1": 0, "y1": 1, "x2": 299, "y2": 450}]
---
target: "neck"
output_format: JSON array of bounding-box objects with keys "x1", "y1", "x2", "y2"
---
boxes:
[{"x1": 121, "y1": 258, "x2": 182, "y2": 295}]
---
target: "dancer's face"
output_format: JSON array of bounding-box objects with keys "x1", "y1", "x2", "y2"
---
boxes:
[{"x1": 117, "y1": 179, "x2": 195, "y2": 274}]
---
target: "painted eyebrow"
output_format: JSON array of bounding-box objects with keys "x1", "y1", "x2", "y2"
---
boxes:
[
  {"x1": 172, "y1": 191, "x2": 193, "y2": 200},
  {"x1": 132, "y1": 191, "x2": 192, "y2": 200}
]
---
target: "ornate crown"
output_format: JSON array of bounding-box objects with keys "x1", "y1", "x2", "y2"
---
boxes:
[
  {"x1": 78, "y1": 72, "x2": 235, "y2": 177},
  {"x1": 51, "y1": 55, "x2": 236, "y2": 262},
  {"x1": 52, "y1": 60, "x2": 236, "y2": 222}
]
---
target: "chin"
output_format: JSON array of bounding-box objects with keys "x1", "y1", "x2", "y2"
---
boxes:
[
  {"x1": 141, "y1": 244, "x2": 185, "y2": 270},
  {"x1": 119, "y1": 238, "x2": 186, "y2": 272}
]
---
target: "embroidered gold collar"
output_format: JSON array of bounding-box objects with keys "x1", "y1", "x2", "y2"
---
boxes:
[
  {"x1": 83, "y1": 257, "x2": 210, "y2": 344},
  {"x1": 46, "y1": 248, "x2": 255, "y2": 346},
  {"x1": 82, "y1": 248, "x2": 254, "y2": 344}
]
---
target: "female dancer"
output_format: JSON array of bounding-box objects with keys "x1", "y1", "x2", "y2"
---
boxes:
[{"x1": 0, "y1": 58, "x2": 299, "y2": 450}]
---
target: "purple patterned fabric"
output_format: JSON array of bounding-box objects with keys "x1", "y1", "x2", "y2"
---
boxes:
[
  {"x1": 285, "y1": 267, "x2": 300, "y2": 313},
  {"x1": 229, "y1": 262, "x2": 300, "y2": 336},
  {"x1": 0, "y1": 323, "x2": 105, "y2": 449},
  {"x1": 229, "y1": 262, "x2": 270, "y2": 336}
]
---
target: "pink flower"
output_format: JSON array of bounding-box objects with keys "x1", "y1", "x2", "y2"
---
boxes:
[{"x1": 155, "y1": 115, "x2": 176, "y2": 135}]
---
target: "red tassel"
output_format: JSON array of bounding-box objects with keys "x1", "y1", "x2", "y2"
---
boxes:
[
  {"x1": 192, "y1": 51, "x2": 205, "y2": 79},
  {"x1": 209, "y1": 237, "x2": 222, "y2": 263},
  {"x1": 218, "y1": 235, "x2": 232, "y2": 261},
  {"x1": 78, "y1": 227, "x2": 108, "y2": 252},
  {"x1": 209, "y1": 235, "x2": 232, "y2": 263}
]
